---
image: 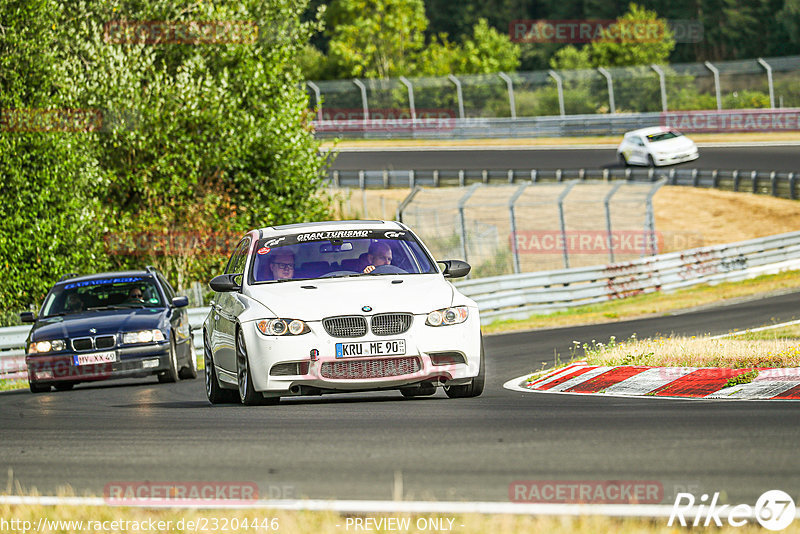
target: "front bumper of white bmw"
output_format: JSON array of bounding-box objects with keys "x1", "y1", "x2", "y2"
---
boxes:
[{"x1": 240, "y1": 311, "x2": 482, "y2": 396}]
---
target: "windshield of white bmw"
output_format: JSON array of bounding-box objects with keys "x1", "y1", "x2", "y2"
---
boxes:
[
  {"x1": 646, "y1": 131, "x2": 682, "y2": 142},
  {"x1": 40, "y1": 276, "x2": 165, "y2": 317},
  {"x1": 250, "y1": 231, "x2": 437, "y2": 283}
]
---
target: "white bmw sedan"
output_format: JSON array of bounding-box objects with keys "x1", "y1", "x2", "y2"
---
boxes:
[
  {"x1": 617, "y1": 127, "x2": 699, "y2": 167},
  {"x1": 203, "y1": 220, "x2": 484, "y2": 405}
]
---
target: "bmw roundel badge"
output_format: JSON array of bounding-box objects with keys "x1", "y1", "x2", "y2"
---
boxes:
[{"x1": 362, "y1": 305, "x2": 372, "y2": 312}]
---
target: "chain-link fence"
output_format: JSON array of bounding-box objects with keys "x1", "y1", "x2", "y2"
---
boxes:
[
  {"x1": 308, "y1": 55, "x2": 800, "y2": 130},
  {"x1": 334, "y1": 182, "x2": 663, "y2": 276}
]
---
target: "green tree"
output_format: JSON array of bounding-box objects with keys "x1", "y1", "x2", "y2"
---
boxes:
[
  {"x1": 0, "y1": 0, "x2": 110, "y2": 311},
  {"x1": 325, "y1": 0, "x2": 428, "y2": 78}
]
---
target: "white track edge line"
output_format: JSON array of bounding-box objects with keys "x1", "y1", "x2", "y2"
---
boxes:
[
  {"x1": 709, "y1": 319, "x2": 800, "y2": 339},
  {"x1": 6, "y1": 495, "x2": 800, "y2": 519}
]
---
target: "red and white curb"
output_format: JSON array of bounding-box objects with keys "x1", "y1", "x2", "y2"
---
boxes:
[{"x1": 504, "y1": 361, "x2": 800, "y2": 400}]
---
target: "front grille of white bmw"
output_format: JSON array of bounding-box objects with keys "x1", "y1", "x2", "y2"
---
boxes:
[
  {"x1": 322, "y1": 316, "x2": 368, "y2": 338},
  {"x1": 321, "y1": 356, "x2": 421, "y2": 379},
  {"x1": 370, "y1": 313, "x2": 412, "y2": 336}
]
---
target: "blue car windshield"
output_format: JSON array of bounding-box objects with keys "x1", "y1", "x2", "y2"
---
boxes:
[
  {"x1": 251, "y1": 233, "x2": 437, "y2": 283},
  {"x1": 40, "y1": 276, "x2": 165, "y2": 317}
]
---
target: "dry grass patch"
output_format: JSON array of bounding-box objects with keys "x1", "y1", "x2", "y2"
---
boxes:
[
  {"x1": 736, "y1": 323, "x2": 800, "y2": 341},
  {"x1": 0, "y1": 500, "x2": 772, "y2": 534},
  {"x1": 582, "y1": 335, "x2": 800, "y2": 368}
]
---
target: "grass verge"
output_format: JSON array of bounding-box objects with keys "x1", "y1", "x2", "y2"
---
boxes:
[
  {"x1": 734, "y1": 323, "x2": 800, "y2": 341},
  {"x1": 321, "y1": 131, "x2": 800, "y2": 149},
  {"x1": 0, "y1": 499, "x2": 772, "y2": 534},
  {"x1": 483, "y1": 269, "x2": 800, "y2": 335},
  {"x1": 581, "y1": 335, "x2": 800, "y2": 368}
]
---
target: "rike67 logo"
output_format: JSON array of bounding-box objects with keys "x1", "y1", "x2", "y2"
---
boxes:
[{"x1": 669, "y1": 490, "x2": 797, "y2": 530}]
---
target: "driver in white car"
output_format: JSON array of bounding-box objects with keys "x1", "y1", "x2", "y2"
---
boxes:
[{"x1": 362, "y1": 242, "x2": 392, "y2": 274}]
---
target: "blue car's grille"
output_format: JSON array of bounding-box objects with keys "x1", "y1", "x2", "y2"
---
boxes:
[{"x1": 71, "y1": 335, "x2": 116, "y2": 352}]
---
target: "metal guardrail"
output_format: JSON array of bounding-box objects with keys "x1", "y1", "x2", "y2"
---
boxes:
[
  {"x1": 455, "y1": 230, "x2": 800, "y2": 323},
  {"x1": 329, "y1": 167, "x2": 800, "y2": 200},
  {"x1": 2, "y1": 230, "x2": 800, "y2": 371}
]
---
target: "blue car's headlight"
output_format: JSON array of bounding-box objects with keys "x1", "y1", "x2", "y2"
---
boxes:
[
  {"x1": 122, "y1": 329, "x2": 165, "y2": 344},
  {"x1": 426, "y1": 306, "x2": 469, "y2": 326},
  {"x1": 28, "y1": 339, "x2": 67, "y2": 354}
]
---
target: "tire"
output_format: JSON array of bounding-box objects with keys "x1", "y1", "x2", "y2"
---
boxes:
[
  {"x1": 53, "y1": 382, "x2": 75, "y2": 391},
  {"x1": 400, "y1": 383, "x2": 437, "y2": 398},
  {"x1": 178, "y1": 339, "x2": 198, "y2": 380},
  {"x1": 29, "y1": 381, "x2": 50, "y2": 393},
  {"x1": 236, "y1": 327, "x2": 279, "y2": 406},
  {"x1": 444, "y1": 336, "x2": 485, "y2": 399},
  {"x1": 204, "y1": 331, "x2": 238, "y2": 404},
  {"x1": 157, "y1": 336, "x2": 180, "y2": 383},
  {"x1": 647, "y1": 154, "x2": 656, "y2": 167},
  {"x1": 619, "y1": 153, "x2": 629, "y2": 167}
]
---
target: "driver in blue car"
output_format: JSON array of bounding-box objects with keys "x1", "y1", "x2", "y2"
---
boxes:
[{"x1": 363, "y1": 242, "x2": 392, "y2": 274}]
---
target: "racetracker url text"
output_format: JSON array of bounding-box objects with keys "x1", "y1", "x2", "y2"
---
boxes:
[{"x1": 0, "y1": 516, "x2": 280, "y2": 532}]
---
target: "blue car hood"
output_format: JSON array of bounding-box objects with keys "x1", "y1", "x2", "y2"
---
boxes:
[{"x1": 31, "y1": 308, "x2": 167, "y2": 341}]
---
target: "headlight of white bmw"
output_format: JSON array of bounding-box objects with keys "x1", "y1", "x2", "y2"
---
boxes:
[
  {"x1": 122, "y1": 329, "x2": 166, "y2": 344},
  {"x1": 257, "y1": 319, "x2": 310, "y2": 336},
  {"x1": 426, "y1": 306, "x2": 469, "y2": 326},
  {"x1": 28, "y1": 339, "x2": 67, "y2": 354}
]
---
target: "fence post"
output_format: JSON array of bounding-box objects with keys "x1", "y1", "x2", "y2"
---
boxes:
[
  {"x1": 448, "y1": 74, "x2": 465, "y2": 119},
  {"x1": 333, "y1": 170, "x2": 340, "y2": 188},
  {"x1": 358, "y1": 170, "x2": 365, "y2": 190},
  {"x1": 645, "y1": 179, "x2": 667, "y2": 256},
  {"x1": 557, "y1": 181, "x2": 579, "y2": 268},
  {"x1": 307, "y1": 81, "x2": 323, "y2": 121},
  {"x1": 757, "y1": 58, "x2": 775, "y2": 109},
  {"x1": 790, "y1": 172, "x2": 796, "y2": 200},
  {"x1": 458, "y1": 169, "x2": 465, "y2": 187},
  {"x1": 751, "y1": 170, "x2": 758, "y2": 193},
  {"x1": 498, "y1": 72, "x2": 516, "y2": 119},
  {"x1": 396, "y1": 186, "x2": 422, "y2": 222},
  {"x1": 650, "y1": 64, "x2": 668, "y2": 112},
  {"x1": 770, "y1": 171, "x2": 777, "y2": 196},
  {"x1": 399, "y1": 76, "x2": 416, "y2": 125},
  {"x1": 531, "y1": 169, "x2": 538, "y2": 182},
  {"x1": 704, "y1": 61, "x2": 722, "y2": 111},
  {"x1": 733, "y1": 170, "x2": 740, "y2": 192},
  {"x1": 457, "y1": 184, "x2": 481, "y2": 264},
  {"x1": 508, "y1": 169, "x2": 514, "y2": 183},
  {"x1": 604, "y1": 182, "x2": 624, "y2": 264},
  {"x1": 548, "y1": 70, "x2": 566, "y2": 116},
  {"x1": 409, "y1": 170, "x2": 415, "y2": 189},
  {"x1": 509, "y1": 184, "x2": 528, "y2": 274},
  {"x1": 597, "y1": 67, "x2": 615, "y2": 114},
  {"x1": 353, "y1": 79, "x2": 369, "y2": 126}
]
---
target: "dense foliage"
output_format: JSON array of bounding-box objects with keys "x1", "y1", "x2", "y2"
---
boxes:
[{"x1": 0, "y1": 0, "x2": 330, "y2": 312}]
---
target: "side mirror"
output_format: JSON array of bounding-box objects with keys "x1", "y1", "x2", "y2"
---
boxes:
[
  {"x1": 20, "y1": 311, "x2": 36, "y2": 323},
  {"x1": 438, "y1": 260, "x2": 471, "y2": 279},
  {"x1": 171, "y1": 296, "x2": 189, "y2": 308},
  {"x1": 209, "y1": 273, "x2": 242, "y2": 293}
]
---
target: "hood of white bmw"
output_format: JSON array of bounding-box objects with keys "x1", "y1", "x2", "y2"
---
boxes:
[
  {"x1": 650, "y1": 136, "x2": 696, "y2": 153},
  {"x1": 243, "y1": 274, "x2": 461, "y2": 320}
]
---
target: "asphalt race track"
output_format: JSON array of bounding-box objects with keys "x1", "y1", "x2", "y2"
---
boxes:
[
  {"x1": 3, "y1": 290, "x2": 800, "y2": 504},
  {"x1": 330, "y1": 145, "x2": 800, "y2": 171}
]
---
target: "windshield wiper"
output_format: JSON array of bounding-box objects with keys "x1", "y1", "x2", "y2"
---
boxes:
[{"x1": 88, "y1": 304, "x2": 145, "y2": 310}]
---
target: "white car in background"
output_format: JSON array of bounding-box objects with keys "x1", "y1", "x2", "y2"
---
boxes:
[
  {"x1": 203, "y1": 220, "x2": 484, "y2": 405},
  {"x1": 617, "y1": 127, "x2": 699, "y2": 167}
]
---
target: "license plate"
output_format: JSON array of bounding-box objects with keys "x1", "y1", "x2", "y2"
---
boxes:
[
  {"x1": 74, "y1": 351, "x2": 117, "y2": 366},
  {"x1": 335, "y1": 340, "x2": 406, "y2": 358}
]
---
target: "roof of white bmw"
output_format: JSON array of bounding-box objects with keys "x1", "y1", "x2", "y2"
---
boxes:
[
  {"x1": 258, "y1": 219, "x2": 403, "y2": 237},
  {"x1": 625, "y1": 126, "x2": 674, "y2": 137}
]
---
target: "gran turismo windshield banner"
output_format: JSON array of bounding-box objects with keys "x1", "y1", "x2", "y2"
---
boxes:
[{"x1": 258, "y1": 229, "x2": 410, "y2": 248}]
